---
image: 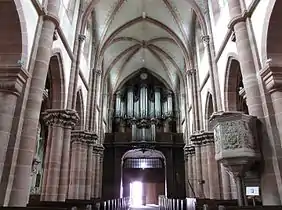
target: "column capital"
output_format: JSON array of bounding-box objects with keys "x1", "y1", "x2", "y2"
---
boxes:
[
  {"x1": 0, "y1": 66, "x2": 29, "y2": 96},
  {"x1": 93, "y1": 144, "x2": 104, "y2": 155},
  {"x1": 71, "y1": 130, "x2": 98, "y2": 145},
  {"x1": 190, "y1": 131, "x2": 214, "y2": 145},
  {"x1": 185, "y1": 68, "x2": 197, "y2": 76},
  {"x1": 42, "y1": 109, "x2": 79, "y2": 128},
  {"x1": 95, "y1": 69, "x2": 102, "y2": 75},
  {"x1": 184, "y1": 144, "x2": 195, "y2": 156},
  {"x1": 201, "y1": 35, "x2": 210, "y2": 45},
  {"x1": 78, "y1": 34, "x2": 86, "y2": 41}
]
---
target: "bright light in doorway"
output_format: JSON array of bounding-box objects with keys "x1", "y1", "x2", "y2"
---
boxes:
[{"x1": 130, "y1": 181, "x2": 143, "y2": 207}]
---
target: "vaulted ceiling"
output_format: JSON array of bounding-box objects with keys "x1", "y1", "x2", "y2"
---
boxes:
[{"x1": 91, "y1": 0, "x2": 205, "y2": 92}]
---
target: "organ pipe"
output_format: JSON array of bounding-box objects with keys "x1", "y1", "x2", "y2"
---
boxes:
[
  {"x1": 134, "y1": 97, "x2": 139, "y2": 118},
  {"x1": 154, "y1": 87, "x2": 161, "y2": 117},
  {"x1": 127, "y1": 86, "x2": 134, "y2": 117},
  {"x1": 167, "y1": 91, "x2": 173, "y2": 115},
  {"x1": 115, "y1": 91, "x2": 121, "y2": 117}
]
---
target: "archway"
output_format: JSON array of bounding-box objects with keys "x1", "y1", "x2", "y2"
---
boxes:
[
  {"x1": 30, "y1": 54, "x2": 65, "y2": 199},
  {"x1": 121, "y1": 149, "x2": 166, "y2": 206},
  {"x1": 224, "y1": 57, "x2": 248, "y2": 114},
  {"x1": 205, "y1": 92, "x2": 213, "y2": 130}
]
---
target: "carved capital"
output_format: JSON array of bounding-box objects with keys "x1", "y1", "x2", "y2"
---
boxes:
[
  {"x1": 185, "y1": 68, "x2": 197, "y2": 76},
  {"x1": 42, "y1": 109, "x2": 79, "y2": 128},
  {"x1": 71, "y1": 130, "x2": 98, "y2": 145},
  {"x1": 93, "y1": 144, "x2": 104, "y2": 155},
  {"x1": 190, "y1": 131, "x2": 214, "y2": 145},
  {"x1": 0, "y1": 66, "x2": 29, "y2": 96},
  {"x1": 78, "y1": 34, "x2": 86, "y2": 41},
  {"x1": 201, "y1": 35, "x2": 210, "y2": 45},
  {"x1": 184, "y1": 144, "x2": 195, "y2": 156},
  {"x1": 260, "y1": 61, "x2": 282, "y2": 93},
  {"x1": 95, "y1": 69, "x2": 102, "y2": 76}
]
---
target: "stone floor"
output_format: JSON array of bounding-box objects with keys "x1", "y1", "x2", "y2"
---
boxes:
[{"x1": 129, "y1": 204, "x2": 159, "y2": 210}]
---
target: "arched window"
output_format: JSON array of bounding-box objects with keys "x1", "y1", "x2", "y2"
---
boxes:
[
  {"x1": 67, "y1": 0, "x2": 76, "y2": 22},
  {"x1": 83, "y1": 21, "x2": 92, "y2": 59}
]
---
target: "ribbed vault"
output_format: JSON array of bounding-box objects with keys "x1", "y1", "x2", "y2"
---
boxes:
[{"x1": 85, "y1": 0, "x2": 207, "y2": 92}]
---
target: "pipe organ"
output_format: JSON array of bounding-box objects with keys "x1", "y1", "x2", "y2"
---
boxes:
[{"x1": 113, "y1": 73, "x2": 175, "y2": 142}]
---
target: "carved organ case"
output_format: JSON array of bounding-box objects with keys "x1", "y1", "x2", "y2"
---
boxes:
[{"x1": 112, "y1": 70, "x2": 176, "y2": 141}]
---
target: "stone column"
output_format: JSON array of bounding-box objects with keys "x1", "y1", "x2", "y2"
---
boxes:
[
  {"x1": 0, "y1": 66, "x2": 28, "y2": 203},
  {"x1": 226, "y1": 0, "x2": 282, "y2": 204},
  {"x1": 186, "y1": 69, "x2": 201, "y2": 131},
  {"x1": 190, "y1": 134, "x2": 204, "y2": 198},
  {"x1": 221, "y1": 164, "x2": 231, "y2": 200},
  {"x1": 79, "y1": 141, "x2": 87, "y2": 199},
  {"x1": 91, "y1": 148, "x2": 97, "y2": 199},
  {"x1": 204, "y1": 132, "x2": 220, "y2": 199},
  {"x1": 93, "y1": 70, "x2": 102, "y2": 132},
  {"x1": 85, "y1": 133, "x2": 97, "y2": 200},
  {"x1": 184, "y1": 147, "x2": 189, "y2": 197},
  {"x1": 184, "y1": 145, "x2": 196, "y2": 197},
  {"x1": 39, "y1": 110, "x2": 78, "y2": 201},
  {"x1": 57, "y1": 111, "x2": 79, "y2": 201},
  {"x1": 94, "y1": 144, "x2": 104, "y2": 198},
  {"x1": 68, "y1": 131, "x2": 83, "y2": 200},
  {"x1": 9, "y1": 0, "x2": 61, "y2": 206},
  {"x1": 201, "y1": 141, "x2": 209, "y2": 198}
]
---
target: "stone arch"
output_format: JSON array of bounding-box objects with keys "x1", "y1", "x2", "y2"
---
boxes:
[
  {"x1": 0, "y1": 0, "x2": 28, "y2": 68},
  {"x1": 75, "y1": 88, "x2": 85, "y2": 130},
  {"x1": 261, "y1": 0, "x2": 282, "y2": 65},
  {"x1": 224, "y1": 54, "x2": 249, "y2": 113},
  {"x1": 204, "y1": 91, "x2": 213, "y2": 130},
  {"x1": 48, "y1": 51, "x2": 66, "y2": 109}
]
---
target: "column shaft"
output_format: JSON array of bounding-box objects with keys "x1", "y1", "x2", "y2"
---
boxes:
[
  {"x1": 9, "y1": 1, "x2": 61, "y2": 205},
  {"x1": 58, "y1": 127, "x2": 73, "y2": 201},
  {"x1": 206, "y1": 143, "x2": 220, "y2": 199},
  {"x1": 85, "y1": 144, "x2": 93, "y2": 200},
  {"x1": 67, "y1": 142, "x2": 78, "y2": 199},
  {"x1": 94, "y1": 154, "x2": 101, "y2": 198},
  {"x1": 201, "y1": 144, "x2": 209, "y2": 198},
  {"x1": 221, "y1": 164, "x2": 231, "y2": 200},
  {"x1": 195, "y1": 145, "x2": 204, "y2": 197},
  {"x1": 74, "y1": 142, "x2": 82, "y2": 199},
  {"x1": 79, "y1": 143, "x2": 87, "y2": 199},
  {"x1": 91, "y1": 151, "x2": 97, "y2": 198}
]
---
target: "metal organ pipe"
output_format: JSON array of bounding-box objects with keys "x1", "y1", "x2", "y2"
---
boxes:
[
  {"x1": 115, "y1": 91, "x2": 121, "y2": 117},
  {"x1": 140, "y1": 84, "x2": 148, "y2": 117},
  {"x1": 154, "y1": 87, "x2": 161, "y2": 118},
  {"x1": 167, "y1": 91, "x2": 173, "y2": 115},
  {"x1": 134, "y1": 97, "x2": 139, "y2": 118},
  {"x1": 127, "y1": 86, "x2": 134, "y2": 117}
]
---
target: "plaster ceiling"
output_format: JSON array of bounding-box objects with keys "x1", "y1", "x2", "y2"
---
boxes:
[{"x1": 93, "y1": 0, "x2": 200, "y2": 91}]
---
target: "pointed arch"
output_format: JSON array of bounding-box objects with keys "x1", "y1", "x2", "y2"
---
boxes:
[
  {"x1": 0, "y1": 0, "x2": 28, "y2": 68},
  {"x1": 49, "y1": 50, "x2": 66, "y2": 109},
  {"x1": 75, "y1": 88, "x2": 85, "y2": 130},
  {"x1": 205, "y1": 91, "x2": 213, "y2": 130}
]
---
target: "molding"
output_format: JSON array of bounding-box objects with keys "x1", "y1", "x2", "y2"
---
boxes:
[
  {"x1": 0, "y1": 65, "x2": 29, "y2": 96},
  {"x1": 260, "y1": 61, "x2": 282, "y2": 93}
]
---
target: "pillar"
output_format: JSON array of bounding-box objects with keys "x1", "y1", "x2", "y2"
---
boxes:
[
  {"x1": 0, "y1": 66, "x2": 28, "y2": 205},
  {"x1": 85, "y1": 133, "x2": 97, "y2": 200},
  {"x1": 201, "y1": 141, "x2": 209, "y2": 198},
  {"x1": 204, "y1": 132, "x2": 220, "y2": 199},
  {"x1": 41, "y1": 109, "x2": 78, "y2": 201},
  {"x1": 58, "y1": 111, "x2": 79, "y2": 201},
  {"x1": 9, "y1": 0, "x2": 61, "y2": 206},
  {"x1": 91, "y1": 146, "x2": 98, "y2": 199},
  {"x1": 227, "y1": 0, "x2": 281, "y2": 204},
  {"x1": 184, "y1": 145, "x2": 195, "y2": 197},
  {"x1": 94, "y1": 144, "x2": 104, "y2": 198},
  {"x1": 191, "y1": 134, "x2": 204, "y2": 198},
  {"x1": 68, "y1": 131, "x2": 97, "y2": 200}
]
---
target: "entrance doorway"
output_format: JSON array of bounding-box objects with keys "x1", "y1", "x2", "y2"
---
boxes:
[
  {"x1": 121, "y1": 149, "x2": 167, "y2": 205},
  {"x1": 130, "y1": 181, "x2": 143, "y2": 207}
]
